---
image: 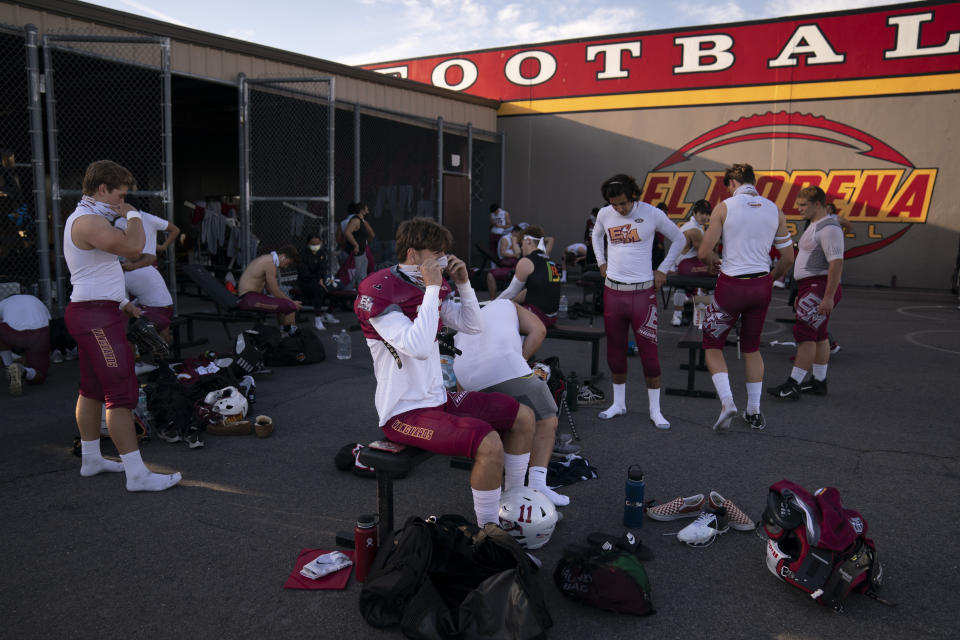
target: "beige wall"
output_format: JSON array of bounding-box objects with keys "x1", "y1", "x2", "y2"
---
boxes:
[
  {"x1": 502, "y1": 93, "x2": 960, "y2": 289},
  {"x1": 0, "y1": 2, "x2": 496, "y2": 130}
]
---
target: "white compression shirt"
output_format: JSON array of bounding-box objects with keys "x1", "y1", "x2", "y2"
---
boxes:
[
  {"x1": 124, "y1": 267, "x2": 173, "y2": 307},
  {"x1": 592, "y1": 201, "x2": 685, "y2": 283},
  {"x1": 720, "y1": 185, "x2": 781, "y2": 277},
  {"x1": 64, "y1": 208, "x2": 126, "y2": 303},
  {"x1": 453, "y1": 300, "x2": 531, "y2": 391},
  {"x1": 794, "y1": 216, "x2": 844, "y2": 280}
]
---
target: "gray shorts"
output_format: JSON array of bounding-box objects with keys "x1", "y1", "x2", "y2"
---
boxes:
[{"x1": 484, "y1": 373, "x2": 557, "y2": 420}]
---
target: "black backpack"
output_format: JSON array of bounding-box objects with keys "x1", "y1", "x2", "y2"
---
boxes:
[
  {"x1": 250, "y1": 323, "x2": 326, "y2": 366},
  {"x1": 360, "y1": 514, "x2": 552, "y2": 640},
  {"x1": 554, "y1": 545, "x2": 656, "y2": 616}
]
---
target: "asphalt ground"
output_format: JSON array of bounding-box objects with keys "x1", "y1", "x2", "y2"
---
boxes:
[{"x1": 1, "y1": 284, "x2": 958, "y2": 640}]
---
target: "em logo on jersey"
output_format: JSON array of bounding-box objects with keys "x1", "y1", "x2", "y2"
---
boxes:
[{"x1": 358, "y1": 295, "x2": 373, "y2": 312}]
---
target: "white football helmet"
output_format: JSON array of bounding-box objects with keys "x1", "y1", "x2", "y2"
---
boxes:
[
  {"x1": 203, "y1": 386, "x2": 248, "y2": 422},
  {"x1": 499, "y1": 488, "x2": 558, "y2": 550}
]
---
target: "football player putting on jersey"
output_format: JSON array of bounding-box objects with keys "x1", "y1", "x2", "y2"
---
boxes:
[
  {"x1": 454, "y1": 300, "x2": 569, "y2": 507},
  {"x1": 769, "y1": 186, "x2": 843, "y2": 399},
  {"x1": 355, "y1": 218, "x2": 536, "y2": 527},
  {"x1": 698, "y1": 163, "x2": 795, "y2": 431},
  {"x1": 591, "y1": 174, "x2": 685, "y2": 429}
]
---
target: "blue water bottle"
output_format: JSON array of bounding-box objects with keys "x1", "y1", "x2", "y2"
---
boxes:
[{"x1": 624, "y1": 464, "x2": 646, "y2": 529}]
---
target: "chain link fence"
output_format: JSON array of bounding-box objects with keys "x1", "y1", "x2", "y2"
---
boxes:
[
  {"x1": 43, "y1": 33, "x2": 172, "y2": 313},
  {"x1": 0, "y1": 25, "x2": 41, "y2": 299},
  {"x1": 241, "y1": 76, "x2": 333, "y2": 274}
]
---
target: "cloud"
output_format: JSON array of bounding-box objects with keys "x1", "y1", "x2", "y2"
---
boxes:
[
  {"x1": 759, "y1": 0, "x2": 907, "y2": 18},
  {"x1": 118, "y1": 0, "x2": 191, "y2": 27},
  {"x1": 675, "y1": 2, "x2": 747, "y2": 27}
]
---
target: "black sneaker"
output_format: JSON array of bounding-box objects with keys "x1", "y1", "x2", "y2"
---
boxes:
[
  {"x1": 156, "y1": 423, "x2": 182, "y2": 443},
  {"x1": 800, "y1": 377, "x2": 828, "y2": 396},
  {"x1": 184, "y1": 427, "x2": 204, "y2": 449},
  {"x1": 767, "y1": 379, "x2": 801, "y2": 400},
  {"x1": 742, "y1": 410, "x2": 766, "y2": 430}
]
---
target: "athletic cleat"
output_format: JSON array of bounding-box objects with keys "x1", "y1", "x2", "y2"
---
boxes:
[
  {"x1": 647, "y1": 493, "x2": 705, "y2": 521},
  {"x1": 577, "y1": 384, "x2": 605, "y2": 405},
  {"x1": 127, "y1": 317, "x2": 171, "y2": 360},
  {"x1": 712, "y1": 404, "x2": 737, "y2": 432},
  {"x1": 553, "y1": 433, "x2": 581, "y2": 455},
  {"x1": 64, "y1": 346, "x2": 78, "y2": 361},
  {"x1": 677, "y1": 507, "x2": 729, "y2": 546},
  {"x1": 51, "y1": 349, "x2": 64, "y2": 364},
  {"x1": 156, "y1": 424, "x2": 182, "y2": 443},
  {"x1": 800, "y1": 377, "x2": 828, "y2": 396},
  {"x1": 313, "y1": 317, "x2": 326, "y2": 331},
  {"x1": 708, "y1": 491, "x2": 756, "y2": 531},
  {"x1": 768, "y1": 379, "x2": 801, "y2": 400},
  {"x1": 7, "y1": 362, "x2": 25, "y2": 396},
  {"x1": 321, "y1": 312, "x2": 339, "y2": 324},
  {"x1": 742, "y1": 411, "x2": 766, "y2": 430},
  {"x1": 830, "y1": 342, "x2": 841, "y2": 354}
]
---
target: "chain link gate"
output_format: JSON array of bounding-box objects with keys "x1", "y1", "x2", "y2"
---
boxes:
[
  {"x1": 239, "y1": 75, "x2": 334, "y2": 277},
  {"x1": 42, "y1": 34, "x2": 174, "y2": 314},
  {"x1": 0, "y1": 25, "x2": 47, "y2": 303}
]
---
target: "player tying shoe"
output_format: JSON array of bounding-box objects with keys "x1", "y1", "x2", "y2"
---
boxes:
[
  {"x1": 454, "y1": 300, "x2": 570, "y2": 507},
  {"x1": 355, "y1": 217, "x2": 536, "y2": 527}
]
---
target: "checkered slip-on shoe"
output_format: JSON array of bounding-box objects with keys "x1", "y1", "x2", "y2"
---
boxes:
[
  {"x1": 708, "y1": 491, "x2": 756, "y2": 531},
  {"x1": 646, "y1": 493, "x2": 705, "y2": 521}
]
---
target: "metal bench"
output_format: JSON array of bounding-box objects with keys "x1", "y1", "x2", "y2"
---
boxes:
[
  {"x1": 546, "y1": 324, "x2": 606, "y2": 382},
  {"x1": 665, "y1": 324, "x2": 717, "y2": 398}
]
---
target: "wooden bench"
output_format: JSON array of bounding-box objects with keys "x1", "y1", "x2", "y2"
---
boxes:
[
  {"x1": 356, "y1": 445, "x2": 473, "y2": 542},
  {"x1": 664, "y1": 324, "x2": 717, "y2": 399},
  {"x1": 546, "y1": 324, "x2": 606, "y2": 381}
]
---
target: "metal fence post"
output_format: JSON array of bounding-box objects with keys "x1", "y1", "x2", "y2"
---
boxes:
[
  {"x1": 437, "y1": 116, "x2": 444, "y2": 223},
  {"x1": 41, "y1": 35, "x2": 65, "y2": 313},
  {"x1": 160, "y1": 37, "x2": 176, "y2": 315},
  {"x1": 499, "y1": 131, "x2": 505, "y2": 208},
  {"x1": 353, "y1": 102, "x2": 360, "y2": 203},
  {"x1": 328, "y1": 78, "x2": 336, "y2": 282},
  {"x1": 25, "y1": 25, "x2": 51, "y2": 310},
  {"x1": 237, "y1": 73, "x2": 251, "y2": 266}
]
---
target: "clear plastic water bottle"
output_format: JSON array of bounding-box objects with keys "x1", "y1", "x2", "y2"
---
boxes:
[
  {"x1": 439, "y1": 355, "x2": 457, "y2": 391},
  {"x1": 336, "y1": 329, "x2": 352, "y2": 360},
  {"x1": 558, "y1": 294, "x2": 568, "y2": 319}
]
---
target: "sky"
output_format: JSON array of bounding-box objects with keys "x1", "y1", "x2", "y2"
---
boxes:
[{"x1": 81, "y1": 0, "x2": 911, "y2": 66}]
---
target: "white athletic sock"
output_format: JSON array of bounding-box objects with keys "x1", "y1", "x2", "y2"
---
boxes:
[
  {"x1": 790, "y1": 367, "x2": 807, "y2": 384},
  {"x1": 812, "y1": 363, "x2": 828, "y2": 381},
  {"x1": 503, "y1": 452, "x2": 530, "y2": 492},
  {"x1": 0, "y1": 350, "x2": 12, "y2": 367},
  {"x1": 599, "y1": 384, "x2": 627, "y2": 419},
  {"x1": 24, "y1": 367, "x2": 37, "y2": 381},
  {"x1": 527, "y1": 466, "x2": 570, "y2": 506},
  {"x1": 746, "y1": 382, "x2": 762, "y2": 414},
  {"x1": 711, "y1": 373, "x2": 733, "y2": 404},
  {"x1": 647, "y1": 388, "x2": 669, "y2": 428},
  {"x1": 120, "y1": 450, "x2": 181, "y2": 492},
  {"x1": 79, "y1": 439, "x2": 124, "y2": 476},
  {"x1": 472, "y1": 487, "x2": 502, "y2": 526}
]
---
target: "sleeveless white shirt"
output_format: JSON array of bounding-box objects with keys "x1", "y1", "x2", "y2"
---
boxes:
[
  {"x1": 720, "y1": 185, "x2": 780, "y2": 277},
  {"x1": 64, "y1": 198, "x2": 126, "y2": 303},
  {"x1": 453, "y1": 300, "x2": 531, "y2": 391}
]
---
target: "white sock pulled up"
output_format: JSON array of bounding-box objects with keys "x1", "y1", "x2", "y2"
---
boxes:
[
  {"x1": 599, "y1": 383, "x2": 626, "y2": 419},
  {"x1": 647, "y1": 388, "x2": 670, "y2": 429},
  {"x1": 503, "y1": 452, "x2": 530, "y2": 493},
  {"x1": 472, "y1": 487, "x2": 502, "y2": 527}
]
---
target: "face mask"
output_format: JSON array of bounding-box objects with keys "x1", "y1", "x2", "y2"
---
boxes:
[
  {"x1": 436, "y1": 255, "x2": 449, "y2": 269},
  {"x1": 308, "y1": 244, "x2": 322, "y2": 253}
]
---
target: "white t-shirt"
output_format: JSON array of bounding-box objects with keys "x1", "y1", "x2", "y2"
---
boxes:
[
  {"x1": 720, "y1": 185, "x2": 781, "y2": 277},
  {"x1": 676, "y1": 217, "x2": 704, "y2": 263},
  {"x1": 591, "y1": 201, "x2": 685, "y2": 283},
  {"x1": 490, "y1": 208, "x2": 509, "y2": 234},
  {"x1": 64, "y1": 206, "x2": 125, "y2": 303},
  {"x1": 566, "y1": 243, "x2": 587, "y2": 254},
  {"x1": 115, "y1": 212, "x2": 168, "y2": 255},
  {"x1": 453, "y1": 300, "x2": 531, "y2": 391},
  {"x1": 794, "y1": 216, "x2": 844, "y2": 280},
  {"x1": 124, "y1": 266, "x2": 173, "y2": 307},
  {"x1": 0, "y1": 294, "x2": 50, "y2": 331}
]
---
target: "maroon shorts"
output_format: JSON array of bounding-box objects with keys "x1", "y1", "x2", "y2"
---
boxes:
[
  {"x1": 523, "y1": 303, "x2": 557, "y2": 328},
  {"x1": 603, "y1": 286, "x2": 661, "y2": 378},
  {"x1": 382, "y1": 391, "x2": 520, "y2": 458},
  {"x1": 0, "y1": 323, "x2": 50, "y2": 384},
  {"x1": 140, "y1": 306, "x2": 173, "y2": 332},
  {"x1": 793, "y1": 276, "x2": 842, "y2": 343},
  {"x1": 65, "y1": 301, "x2": 138, "y2": 409},
  {"x1": 702, "y1": 272, "x2": 772, "y2": 353},
  {"x1": 237, "y1": 292, "x2": 299, "y2": 315}
]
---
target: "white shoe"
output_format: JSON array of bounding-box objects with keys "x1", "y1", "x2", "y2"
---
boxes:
[
  {"x1": 321, "y1": 312, "x2": 340, "y2": 324},
  {"x1": 677, "y1": 509, "x2": 729, "y2": 546},
  {"x1": 598, "y1": 404, "x2": 626, "y2": 420},
  {"x1": 314, "y1": 318, "x2": 326, "y2": 331},
  {"x1": 51, "y1": 349, "x2": 64, "y2": 364},
  {"x1": 134, "y1": 362, "x2": 157, "y2": 376},
  {"x1": 671, "y1": 310, "x2": 682, "y2": 326}
]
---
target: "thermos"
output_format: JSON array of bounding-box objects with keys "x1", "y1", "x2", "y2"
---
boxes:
[
  {"x1": 354, "y1": 514, "x2": 378, "y2": 583},
  {"x1": 623, "y1": 465, "x2": 646, "y2": 529}
]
